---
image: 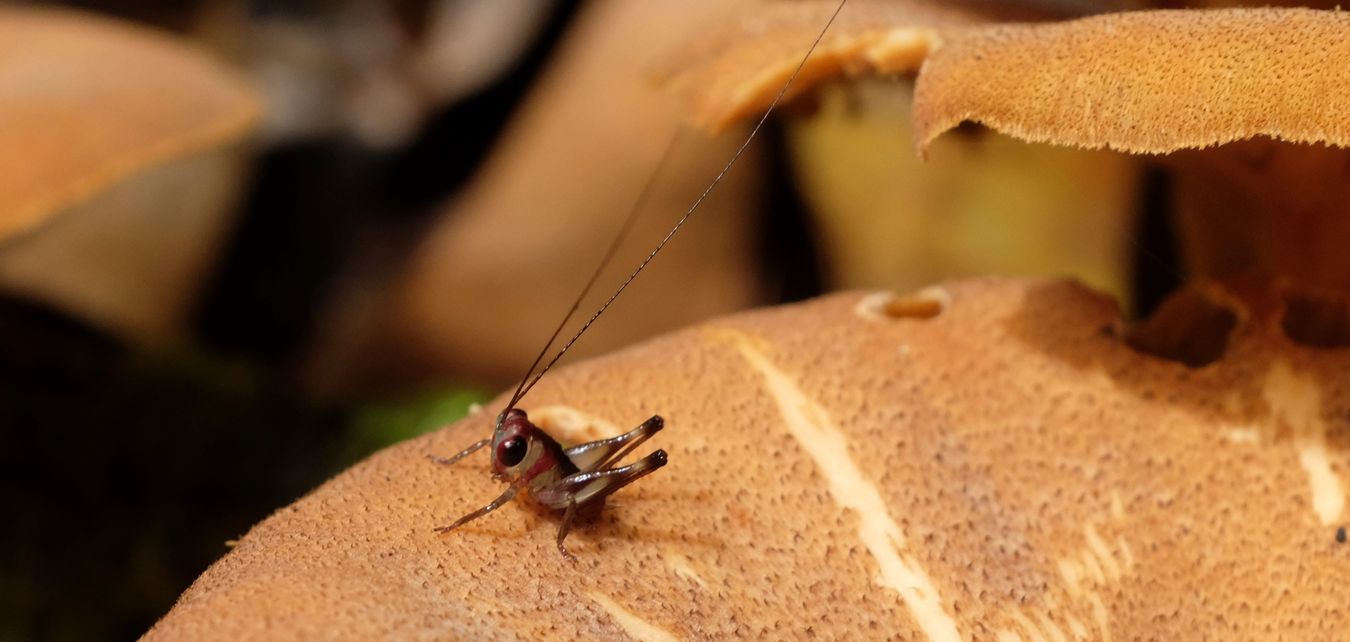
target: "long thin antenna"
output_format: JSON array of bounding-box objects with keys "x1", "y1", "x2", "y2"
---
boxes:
[
  {"x1": 511, "y1": 0, "x2": 848, "y2": 407},
  {"x1": 506, "y1": 134, "x2": 684, "y2": 410}
]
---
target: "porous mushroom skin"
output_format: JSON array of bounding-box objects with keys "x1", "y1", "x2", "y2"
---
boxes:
[
  {"x1": 147, "y1": 279, "x2": 1350, "y2": 640},
  {"x1": 912, "y1": 8, "x2": 1350, "y2": 154}
]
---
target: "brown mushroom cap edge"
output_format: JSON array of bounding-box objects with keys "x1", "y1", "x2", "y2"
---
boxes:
[{"x1": 0, "y1": 6, "x2": 260, "y2": 243}]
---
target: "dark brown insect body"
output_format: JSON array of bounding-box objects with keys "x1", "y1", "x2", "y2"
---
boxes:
[{"x1": 432, "y1": 408, "x2": 667, "y2": 558}]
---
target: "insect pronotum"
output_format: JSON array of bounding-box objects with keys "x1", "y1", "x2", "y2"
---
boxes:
[{"x1": 431, "y1": 0, "x2": 849, "y2": 559}]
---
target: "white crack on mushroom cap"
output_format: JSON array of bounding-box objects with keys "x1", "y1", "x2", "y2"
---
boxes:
[{"x1": 146, "y1": 278, "x2": 1350, "y2": 640}]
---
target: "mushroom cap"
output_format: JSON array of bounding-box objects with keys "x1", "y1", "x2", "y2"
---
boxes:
[
  {"x1": 914, "y1": 8, "x2": 1350, "y2": 154},
  {"x1": 148, "y1": 278, "x2": 1350, "y2": 640},
  {"x1": 666, "y1": 6, "x2": 1350, "y2": 155},
  {"x1": 661, "y1": 0, "x2": 1012, "y2": 132},
  {"x1": 0, "y1": 6, "x2": 259, "y2": 243}
]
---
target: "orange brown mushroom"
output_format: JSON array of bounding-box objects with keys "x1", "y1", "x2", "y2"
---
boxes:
[
  {"x1": 663, "y1": 0, "x2": 1144, "y2": 302},
  {"x1": 146, "y1": 279, "x2": 1350, "y2": 640},
  {"x1": 671, "y1": 3, "x2": 1350, "y2": 306},
  {"x1": 0, "y1": 6, "x2": 259, "y2": 339},
  {"x1": 145, "y1": 3, "x2": 1350, "y2": 640}
]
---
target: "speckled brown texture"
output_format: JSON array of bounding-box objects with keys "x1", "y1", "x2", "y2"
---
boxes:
[
  {"x1": 668, "y1": 6, "x2": 1350, "y2": 154},
  {"x1": 0, "y1": 6, "x2": 259, "y2": 242},
  {"x1": 913, "y1": 8, "x2": 1350, "y2": 154},
  {"x1": 661, "y1": 0, "x2": 1002, "y2": 132},
  {"x1": 148, "y1": 279, "x2": 1350, "y2": 640}
]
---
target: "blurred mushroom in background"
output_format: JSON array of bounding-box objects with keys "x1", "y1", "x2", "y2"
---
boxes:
[
  {"x1": 305, "y1": 0, "x2": 768, "y2": 393},
  {"x1": 213, "y1": 0, "x2": 556, "y2": 149},
  {"x1": 0, "y1": 6, "x2": 291, "y2": 642},
  {"x1": 173, "y1": 0, "x2": 723, "y2": 396},
  {"x1": 0, "y1": 4, "x2": 257, "y2": 340},
  {"x1": 187, "y1": 0, "x2": 571, "y2": 366}
]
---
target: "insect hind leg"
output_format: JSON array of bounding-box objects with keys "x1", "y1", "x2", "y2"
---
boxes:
[
  {"x1": 553, "y1": 449, "x2": 669, "y2": 508},
  {"x1": 563, "y1": 415, "x2": 664, "y2": 472},
  {"x1": 532, "y1": 449, "x2": 668, "y2": 557}
]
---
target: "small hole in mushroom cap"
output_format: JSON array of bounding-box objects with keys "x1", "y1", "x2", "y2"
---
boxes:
[
  {"x1": 1124, "y1": 285, "x2": 1241, "y2": 368},
  {"x1": 1280, "y1": 287, "x2": 1350, "y2": 348},
  {"x1": 856, "y1": 287, "x2": 950, "y2": 321}
]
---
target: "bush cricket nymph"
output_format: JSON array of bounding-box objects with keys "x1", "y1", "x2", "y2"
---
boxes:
[{"x1": 430, "y1": 0, "x2": 848, "y2": 558}]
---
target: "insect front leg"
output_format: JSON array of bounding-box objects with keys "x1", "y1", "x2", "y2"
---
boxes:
[
  {"x1": 434, "y1": 484, "x2": 520, "y2": 534},
  {"x1": 428, "y1": 438, "x2": 490, "y2": 466}
]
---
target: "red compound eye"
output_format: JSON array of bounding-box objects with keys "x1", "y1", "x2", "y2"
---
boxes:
[{"x1": 496, "y1": 437, "x2": 527, "y2": 467}]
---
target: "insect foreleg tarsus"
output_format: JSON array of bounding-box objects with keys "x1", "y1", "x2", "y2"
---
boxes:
[
  {"x1": 434, "y1": 484, "x2": 520, "y2": 534},
  {"x1": 428, "y1": 438, "x2": 490, "y2": 466}
]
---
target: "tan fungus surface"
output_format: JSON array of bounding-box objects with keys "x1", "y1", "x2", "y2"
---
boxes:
[
  {"x1": 149, "y1": 279, "x2": 1350, "y2": 640},
  {"x1": 0, "y1": 6, "x2": 259, "y2": 242},
  {"x1": 913, "y1": 8, "x2": 1350, "y2": 154}
]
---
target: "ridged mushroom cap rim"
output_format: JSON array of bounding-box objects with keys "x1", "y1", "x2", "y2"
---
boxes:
[
  {"x1": 660, "y1": 0, "x2": 1017, "y2": 132},
  {"x1": 914, "y1": 8, "x2": 1350, "y2": 154}
]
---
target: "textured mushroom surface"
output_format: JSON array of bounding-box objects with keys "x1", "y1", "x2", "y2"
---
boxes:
[
  {"x1": 148, "y1": 278, "x2": 1350, "y2": 640},
  {"x1": 914, "y1": 8, "x2": 1350, "y2": 154},
  {"x1": 0, "y1": 6, "x2": 258, "y2": 241},
  {"x1": 668, "y1": 6, "x2": 1350, "y2": 154}
]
